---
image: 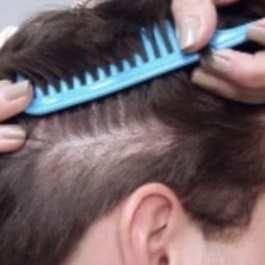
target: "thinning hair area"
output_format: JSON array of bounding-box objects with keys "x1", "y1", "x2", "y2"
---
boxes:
[{"x1": 0, "y1": 0, "x2": 265, "y2": 265}]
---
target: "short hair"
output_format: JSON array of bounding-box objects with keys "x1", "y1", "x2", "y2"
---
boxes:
[{"x1": 0, "y1": 1, "x2": 264, "y2": 265}]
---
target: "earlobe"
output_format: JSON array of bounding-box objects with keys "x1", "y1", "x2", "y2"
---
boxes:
[{"x1": 119, "y1": 183, "x2": 190, "y2": 265}]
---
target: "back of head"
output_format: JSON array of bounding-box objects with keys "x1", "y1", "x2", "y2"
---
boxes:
[{"x1": 0, "y1": 1, "x2": 265, "y2": 265}]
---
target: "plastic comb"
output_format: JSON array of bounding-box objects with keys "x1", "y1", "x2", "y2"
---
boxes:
[{"x1": 19, "y1": 20, "x2": 253, "y2": 115}]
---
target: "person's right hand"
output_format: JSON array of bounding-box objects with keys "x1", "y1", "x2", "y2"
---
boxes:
[{"x1": 0, "y1": 80, "x2": 32, "y2": 153}]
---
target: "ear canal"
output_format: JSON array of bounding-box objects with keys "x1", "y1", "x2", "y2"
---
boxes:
[{"x1": 159, "y1": 256, "x2": 168, "y2": 265}]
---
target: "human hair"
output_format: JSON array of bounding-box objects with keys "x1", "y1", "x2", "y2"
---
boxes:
[{"x1": 0, "y1": 1, "x2": 265, "y2": 265}]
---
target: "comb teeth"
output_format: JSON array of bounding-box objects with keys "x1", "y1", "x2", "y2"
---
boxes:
[
  {"x1": 165, "y1": 20, "x2": 179, "y2": 52},
  {"x1": 141, "y1": 21, "x2": 178, "y2": 59},
  {"x1": 22, "y1": 20, "x2": 253, "y2": 115},
  {"x1": 153, "y1": 24, "x2": 170, "y2": 57}
]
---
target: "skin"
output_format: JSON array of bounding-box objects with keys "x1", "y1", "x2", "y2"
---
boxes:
[
  {"x1": 2, "y1": 1, "x2": 265, "y2": 263},
  {"x1": 64, "y1": 183, "x2": 265, "y2": 265},
  {"x1": 1, "y1": 0, "x2": 265, "y2": 152},
  {"x1": 171, "y1": 0, "x2": 265, "y2": 104},
  {"x1": 0, "y1": 80, "x2": 32, "y2": 153}
]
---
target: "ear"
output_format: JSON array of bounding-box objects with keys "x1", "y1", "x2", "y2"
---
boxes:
[{"x1": 119, "y1": 183, "x2": 205, "y2": 265}]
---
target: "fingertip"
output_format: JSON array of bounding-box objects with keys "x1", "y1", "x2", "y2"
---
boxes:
[
  {"x1": 201, "y1": 49, "x2": 259, "y2": 89},
  {"x1": 253, "y1": 18, "x2": 265, "y2": 28},
  {"x1": 174, "y1": 17, "x2": 211, "y2": 52},
  {"x1": 247, "y1": 23, "x2": 265, "y2": 46},
  {"x1": 191, "y1": 67, "x2": 230, "y2": 97},
  {"x1": 191, "y1": 68, "x2": 218, "y2": 90},
  {"x1": 0, "y1": 125, "x2": 26, "y2": 153},
  {"x1": 172, "y1": 0, "x2": 217, "y2": 52},
  {"x1": 192, "y1": 68, "x2": 213, "y2": 87},
  {"x1": 0, "y1": 139, "x2": 25, "y2": 153},
  {"x1": 0, "y1": 81, "x2": 33, "y2": 121}
]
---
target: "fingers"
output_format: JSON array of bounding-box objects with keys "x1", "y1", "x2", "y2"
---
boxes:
[
  {"x1": 192, "y1": 49, "x2": 265, "y2": 104},
  {"x1": 0, "y1": 80, "x2": 32, "y2": 121},
  {"x1": 247, "y1": 18, "x2": 265, "y2": 46},
  {"x1": 0, "y1": 125, "x2": 26, "y2": 153},
  {"x1": 192, "y1": 20, "x2": 265, "y2": 104},
  {"x1": 172, "y1": 0, "x2": 217, "y2": 52},
  {"x1": 171, "y1": 0, "x2": 239, "y2": 52},
  {"x1": 0, "y1": 80, "x2": 33, "y2": 153},
  {"x1": 191, "y1": 18, "x2": 265, "y2": 104},
  {"x1": 202, "y1": 49, "x2": 265, "y2": 89},
  {"x1": 192, "y1": 68, "x2": 265, "y2": 104}
]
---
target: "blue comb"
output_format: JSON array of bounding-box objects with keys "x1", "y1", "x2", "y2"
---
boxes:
[{"x1": 20, "y1": 20, "x2": 253, "y2": 115}]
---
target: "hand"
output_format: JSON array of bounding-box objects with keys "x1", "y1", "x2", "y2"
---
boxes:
[
  {"x1": 172, "y1": 0, "x2": 265, "y2": 104},
  {"x1": 171, "y1": 0, "x2": 239, "y2": 52},
  {"x1": 192, "y1": 19, "x2": 265, "y2": 104},
  {"x1": 0, "y1": 80, "x2": 33, "y2": 153}
]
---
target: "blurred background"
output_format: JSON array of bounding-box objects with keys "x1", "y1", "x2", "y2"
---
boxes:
[{"x1": 0, "y1": 0, "x2": 72, "y2": 30}]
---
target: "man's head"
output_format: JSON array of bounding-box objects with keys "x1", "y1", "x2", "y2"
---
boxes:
[{"x1": 0, "y1": 1, "x2": 265, "y2": 265}]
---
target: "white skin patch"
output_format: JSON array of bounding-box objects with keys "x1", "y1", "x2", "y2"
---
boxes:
[
  {"x1": 0, "y1": 26, "x2": 18, "y2": 49},
  {"x1": 72, "y1": 0, "x2": 107, "y2": 9}
]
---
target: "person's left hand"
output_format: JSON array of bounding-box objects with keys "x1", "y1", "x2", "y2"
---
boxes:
[
  {"x1": 171, "y1": 0, "x2": 265, "y2": 104},
  {"x1": 192, "y1": 19, "x2": 265, "y2": 104}
]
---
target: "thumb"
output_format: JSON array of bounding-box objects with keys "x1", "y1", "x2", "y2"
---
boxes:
[
  {"x1": 172, "y1": 0, "x2": 217, "y2": 52},
  {"x1": 171, "y1": 0, "x2": 239, "y2": 52}
]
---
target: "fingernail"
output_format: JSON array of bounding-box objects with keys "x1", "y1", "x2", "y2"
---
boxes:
[
  {"x1": 0, "y1": 126, "x2": 26, "y2": 140},
  {"x1": 247, "y1": 25, "x2": 265, "y2": 43},
  {"x1": 4, "y1": 81, "x2": 31, "y2": 101},
  {"x1": 203, "y1": 54, "x2": 231, "y2": 74},
  {"x1": 177, "y1": 16, "x2": 200, "y2": 51}
]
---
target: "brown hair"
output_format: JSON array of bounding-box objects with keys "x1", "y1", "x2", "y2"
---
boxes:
[{"x1": 0, "y1": 1, "x2": 265, "y2": 265}]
